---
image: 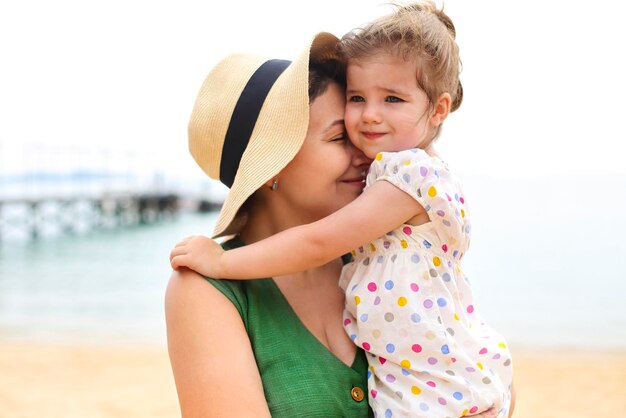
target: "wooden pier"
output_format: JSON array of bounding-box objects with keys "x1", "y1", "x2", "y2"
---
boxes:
[{"x1": 0, "y1": 192, "x2": 187, "y2": 241}]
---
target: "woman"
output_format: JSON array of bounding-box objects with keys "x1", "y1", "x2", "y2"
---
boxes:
[{"x1": 165, "y1": 32, "x2": 501, "y2": 417}]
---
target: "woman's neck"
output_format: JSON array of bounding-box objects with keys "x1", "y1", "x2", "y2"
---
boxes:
[
  {"x1": 239, "y1": 200, "x2": 340, "y2": 284},
  {"x1": 239, "y1": 198, "x2": 309, "y2": 245}
]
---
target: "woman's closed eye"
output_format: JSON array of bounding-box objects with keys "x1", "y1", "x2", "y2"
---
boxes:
[{"x1": 330, "y1": 132, "x2": 348, "y2": 142}]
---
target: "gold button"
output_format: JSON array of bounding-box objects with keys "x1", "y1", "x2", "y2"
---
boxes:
[{"x1": 351, "y1": 386, "x2": 365, "y2": 402}]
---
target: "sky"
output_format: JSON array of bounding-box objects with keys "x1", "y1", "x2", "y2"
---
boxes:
[{"x1": 1, "y1": 0, "x2": 625, "y2": 185}]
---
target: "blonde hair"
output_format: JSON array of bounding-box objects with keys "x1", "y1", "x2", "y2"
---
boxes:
[{"x1": 339, "y1": 1, "x2": 462, "y2": 137}]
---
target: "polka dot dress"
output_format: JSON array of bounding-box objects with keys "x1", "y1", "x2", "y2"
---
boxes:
[{"x1": 339, "y1": 149, "x2": 513, "y2": 418}]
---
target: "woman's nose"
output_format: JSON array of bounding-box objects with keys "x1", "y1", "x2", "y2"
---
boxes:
[{"x1": 347, "y1": 141, "x2": 372, "y2": 167}]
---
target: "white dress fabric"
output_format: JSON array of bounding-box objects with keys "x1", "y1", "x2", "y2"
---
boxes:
[{"x1": 339, "y1": 149, "x2": 513, "y2": 418}]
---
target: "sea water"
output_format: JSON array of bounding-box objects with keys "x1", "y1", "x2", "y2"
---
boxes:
[
  {"x1": 1, "y1": 175, "x2": 625, "y2": 349},
  {"x1": 0, "y1": 211, "x2": 218, "y2": 346}
]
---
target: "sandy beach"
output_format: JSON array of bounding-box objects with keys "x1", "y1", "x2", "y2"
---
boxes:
[{"x1": 1, "y1": 343, "x2": 624, "y2": 418}]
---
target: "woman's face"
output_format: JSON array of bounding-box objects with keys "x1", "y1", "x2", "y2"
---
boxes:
[{"x1": 276, "y1": 81, "x2": 371, "y2": 223}]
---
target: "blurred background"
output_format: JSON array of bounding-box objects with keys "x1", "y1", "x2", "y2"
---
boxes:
[{"x1": 1, "y1": 0, "x2": 625, "y2": 416}]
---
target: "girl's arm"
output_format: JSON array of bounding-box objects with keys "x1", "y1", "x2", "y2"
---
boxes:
[
  {"x1": 165, "y1": 268, "x2": 271, "y2": 417},
  {"x1": 171, "y1": 180, "x2": 423, "y2": 279}
]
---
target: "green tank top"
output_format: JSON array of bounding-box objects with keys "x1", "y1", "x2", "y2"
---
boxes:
[{"x1": 205, "y1": 237, "x2": 373, "y2": 417}]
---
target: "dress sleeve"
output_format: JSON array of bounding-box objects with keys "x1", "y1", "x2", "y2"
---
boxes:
[{"x1": 367, "y1": 149, "x2": 467, "y2": 241}]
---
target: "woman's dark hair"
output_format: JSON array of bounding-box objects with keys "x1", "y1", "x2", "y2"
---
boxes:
[{"x1": 308, "y1": 59, "x2": 346, "y2": 103}]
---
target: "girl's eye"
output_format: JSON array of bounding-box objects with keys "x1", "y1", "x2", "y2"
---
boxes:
[
  {"x1": 349, "y1": 95, "x2": 365, "y2": 103},
  {"x1": 385, "y1": 96, "x2": 403, "y2": 103}
]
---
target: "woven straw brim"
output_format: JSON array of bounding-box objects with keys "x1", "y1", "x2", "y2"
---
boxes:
[{"x1": 188, "y1": 32, "x2": 340, "y2": 238}]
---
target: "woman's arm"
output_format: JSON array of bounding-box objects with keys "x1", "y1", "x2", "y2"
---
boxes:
[
  {"x1": 165, "y1": 269, "x2": 271, "y2": 417},
  {"x1": 171, "y1": 180, "x2": 423, "y2": 279}
]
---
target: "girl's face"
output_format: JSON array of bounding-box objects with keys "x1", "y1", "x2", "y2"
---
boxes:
[
  {"x1": 277, "y1": 81, "x2": 371, "y2": 223},
  {"x1": 344, "y1": 53, "x2": 436, "y2": 159}
]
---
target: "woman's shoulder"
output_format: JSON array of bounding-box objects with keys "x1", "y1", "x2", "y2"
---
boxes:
[{"x1": 164, "y1": 268, "x2": 272, "y2": 416}]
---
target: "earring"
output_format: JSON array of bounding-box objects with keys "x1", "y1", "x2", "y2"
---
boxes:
[{"x1": 270, "y1": 180, "x2": 279, "y2": 191}]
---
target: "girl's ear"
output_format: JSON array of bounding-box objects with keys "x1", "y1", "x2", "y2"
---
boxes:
[{"x1": 430, "y1": 93, "x2": 451, "y2": 127}]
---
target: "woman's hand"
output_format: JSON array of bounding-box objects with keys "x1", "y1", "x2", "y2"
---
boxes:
[{"x1": 169, "y1": 235, "x2": 225, "y2": 278}]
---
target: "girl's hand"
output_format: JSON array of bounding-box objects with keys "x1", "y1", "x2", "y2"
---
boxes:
[
  {"x1": 467, "y1": 408, "x2": 498, "y2": 418},
  {"x1": 169, "y1": 235, "x2": 225, "y2": 278}
]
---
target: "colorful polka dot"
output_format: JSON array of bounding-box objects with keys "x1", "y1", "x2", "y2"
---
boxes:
[
  {"x1": 410, "y1": 283, "x2": 419, "y2": 292},
  {"x1": 400, "y1": 359, "x2": 411, "y2": 369},
  {"x1": 354, "y1": 296, "x2": 360, "y2": 305},
  {"x1": 411, "y1": 386, "x2": 421, "y2": 395},
  {"x1": 433, "y1": 256, "x2": 441, "y2": 266},
  {"x1": 386, "y1": 343, "x2": 396, "y2": 353},
  {"x1": 428, "y1": 186, "x2": 437, "y2": 197},
  {"x1": 367, "y1": 282, "x2": 377, "y2": 292},
  {"x1": 412, "y1": 343, "x2": 423, "y2": 353},
  {"x1": 384, "y1": 280, "x2": 394, "y2": 290},
  {"x1": 397, "y1": 297, "x2": 407, "y2": 306}
]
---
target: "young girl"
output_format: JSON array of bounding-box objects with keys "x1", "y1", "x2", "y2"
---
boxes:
[{"x1": 170, "y1": 2, "x2": 513, "y2": 417}]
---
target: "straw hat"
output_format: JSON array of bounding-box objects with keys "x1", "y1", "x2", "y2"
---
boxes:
[{"x1": 188, "y1": 32, "x2": 340, "y2": 238}]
